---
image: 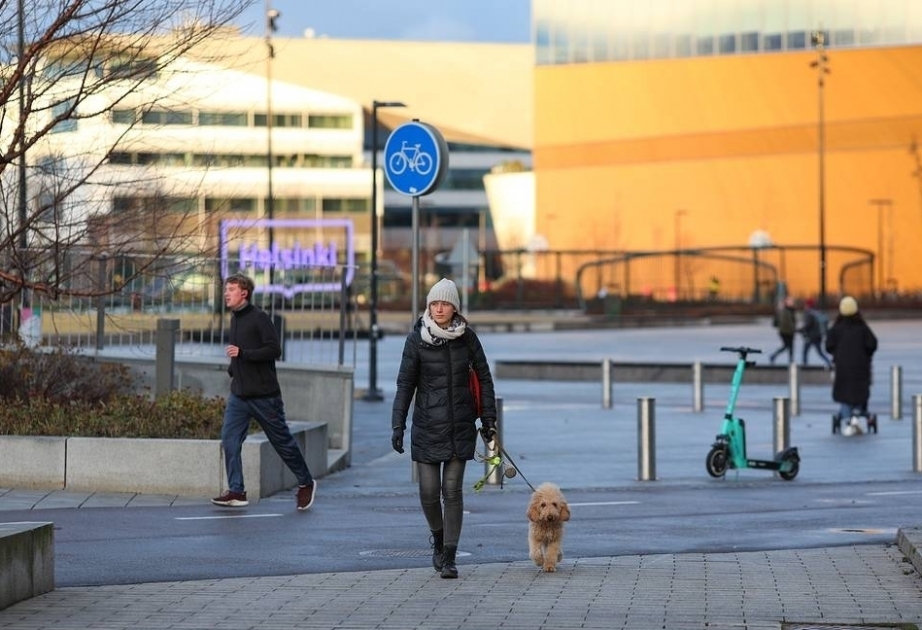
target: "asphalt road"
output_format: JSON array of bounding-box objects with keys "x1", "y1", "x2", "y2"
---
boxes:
[{"x1": 6, "y1": 318, "x2": 922, "y2": 588}]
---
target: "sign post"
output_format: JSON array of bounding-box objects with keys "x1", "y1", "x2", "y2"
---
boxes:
[
  {"x1": 384, "y1": 120, "x2": 449, "y2": 483},
  {"x1": 383, "y1": 121, "x2": 449, "y2": 319}
]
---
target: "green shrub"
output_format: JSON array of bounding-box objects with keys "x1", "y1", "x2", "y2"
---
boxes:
[
  {"x1": 0, "y1": 341, "x2": 135, "y2": 404},
  {"x1": 0, "y1": 342, "x2": 241, "y2": 438}
]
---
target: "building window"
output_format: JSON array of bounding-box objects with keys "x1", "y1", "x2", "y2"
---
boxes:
[
  {"x1": 308, "y1": 114, "x2": 353, "y2": 129},
  {"x1": 322, "y1": 198, "x2": 368, "y2": 213},
  {"x1": 718, "y1": 33, "x2": 736, "y2": 54},
  {"x1": 50, "y1": 98, "x2": 77, "y2": 133},
  {"x1": 741, "y1": 32, "x2": 759, "y2": 52},
  {"x1": 255, "y1": 113, "x2": 304, "y2": 128},
  {"x1": 112, "y1": 108, "x2": 135, "y2": 124},
  {"x1": 697, "y1": 36, "x2": 714, "y2": 56},
  {"x1": 199, "y1": 111, "x2": 247, "y2": 126},
  {"x1": 142, "y1": 109, "x2": 193, "y2": 125},
  {"x1": 205, "y1": 198, "x2": 255, "y2": 213},
  {"x1": 788, "y1": 31, "x2": 808, "y2": 49},
  {"x1": 763, "y1": 33, "x2": 783, "y2": 51}
]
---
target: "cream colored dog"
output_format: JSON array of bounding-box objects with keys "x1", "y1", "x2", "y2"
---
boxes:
[{"x1": 527, "y1": 482, "x2": 570, "y2": 572}]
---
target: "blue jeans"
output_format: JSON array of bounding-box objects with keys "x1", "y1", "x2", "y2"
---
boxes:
[{"x1": 221, "y1": 393, "x2": 313, "y2": 493}]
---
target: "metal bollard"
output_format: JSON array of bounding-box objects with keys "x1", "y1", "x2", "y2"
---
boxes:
[
  {"x1": 602, "y1": 359, "x2": 613, "y2": 409},
  {"x1": 914, "y1": 395, "x2": 922, "y2": 473},
  {"x1": 772, "y1": 397, "x2": 790, "y2": 454},
  {"x1": 892, "y1": 365, "x2": 903, "y2": 420},
  {"x1": 637, "y1": 397, "x2": 656, "y2": 481},
  {"x1": 155, "y1": 318, "x2": 179, "y2": 399},
  {"x1": 486, "y1": 397, "x2": 504, "y2": 485},
  {"x1": 692, "y1": 361, "x2": 704, "y2": 412},
  {"x1": 787, "y1": 363, "x2": 800, "y2": 416}
]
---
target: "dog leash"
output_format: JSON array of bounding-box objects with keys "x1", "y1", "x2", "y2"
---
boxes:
[{"x1": 474, "y1": 435, "x2": 536, "y2": 493}]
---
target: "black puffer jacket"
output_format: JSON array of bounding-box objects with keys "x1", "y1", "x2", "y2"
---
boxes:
[
  {"x1": 391, "y1": 321, "x2": 496, "y2": 464},
  {"x1": 825, "y1": 314, "x2": 877, "y2": 407}
]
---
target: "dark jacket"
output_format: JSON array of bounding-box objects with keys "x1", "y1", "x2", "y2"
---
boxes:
[
  {"x1": 799, "y1": 308, "x2": 825, "y2": 341},
  {"x1": 227, "y1": 302, "x2": 282, "y2": 398},
  {"x1": 825, "y1": 314, "x2": 877, "y2": 407},
  {"x1": 391, "y1": 321, "x2": 496, "y2": 464},
  {"x1": 775, "y1": 305, "x2": 796, "y2": 335}
]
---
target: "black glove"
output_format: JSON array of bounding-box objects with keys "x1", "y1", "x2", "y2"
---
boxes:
[
  {"x1": 479, "y1": 419, "x2": 497, "y2": 443},
  {"x1": 391, "y1": 428, "x2": 405, "y2": 454}
]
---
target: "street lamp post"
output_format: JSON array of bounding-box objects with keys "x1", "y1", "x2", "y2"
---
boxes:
[
  {"x1": 364, "y1": 100, "x2": 406, "y2": 402},
  {"x1": 869, "y1": 198, "x2": 892, "y2": 297},
  {"x1": 265, "y1": 2, "x2": 279, "y2": 286},
  {"x1": 673, "y1": 209, "x2": 686, "y2": 300},
  {"x1": 811, "y1": 30, "x2": 830, "y2": 309}
]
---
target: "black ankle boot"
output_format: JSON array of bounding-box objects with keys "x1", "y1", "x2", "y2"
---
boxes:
[
  {"x1": 430, "y1": 530, "x2": 444, "y2": 572},
  {"x1": 440, "y1": 544, "x2": 458, "y2": 579}
]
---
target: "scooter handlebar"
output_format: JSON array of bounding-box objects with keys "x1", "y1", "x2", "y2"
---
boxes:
[{"x1": 719, "y1": 346, "x2": 763, "y2": 357}]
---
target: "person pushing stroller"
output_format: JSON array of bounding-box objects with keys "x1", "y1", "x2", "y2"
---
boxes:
[{"x1": 825, "y1": 296, "x2": 878, "y2": 435}]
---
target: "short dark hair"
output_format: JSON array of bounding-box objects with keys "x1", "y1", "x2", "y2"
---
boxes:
[{"x1": 225, "y1": 273, "x2": 255, "y2": 298}]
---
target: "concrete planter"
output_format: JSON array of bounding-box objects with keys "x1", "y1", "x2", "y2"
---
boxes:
[{"x1": 0, "y1": 422, "x2": 327, "y2": 501}]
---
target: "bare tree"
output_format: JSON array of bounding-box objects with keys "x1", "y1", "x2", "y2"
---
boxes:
[{"x1": 0, "y1": 0, "x2": 251, "y2": 305}]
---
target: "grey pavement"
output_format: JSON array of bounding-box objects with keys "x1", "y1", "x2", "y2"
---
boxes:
[{"x1": 3, "y1": 318, "x2": 922, "y2": 628}]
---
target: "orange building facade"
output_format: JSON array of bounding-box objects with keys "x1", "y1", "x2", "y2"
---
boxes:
[{"x1": 533, "y1": 1, "x2": 922, "y2": 303}]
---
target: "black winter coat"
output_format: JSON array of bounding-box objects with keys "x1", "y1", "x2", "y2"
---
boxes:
[
  {"x1": 825, "y1": 315, "x2": 877, "y2": 407},
  {"x1": 391, "y1": 321, "x2": 496, "y2": 464}
]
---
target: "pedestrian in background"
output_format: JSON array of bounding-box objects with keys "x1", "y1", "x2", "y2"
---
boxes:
[
  {"x1": 825, "y1": 295, "x2": 878, "y2": 419},
  {"x1": 391, "y1": 278, "x2": 497, "y2": 579},
  {"x1": 799, "y1": 297, "x2": 832, "y2": 368},
  {"x1": 212, "y1": 273, "x2": 317, "y2": 511},
  {"x1": 769, "y1": 296, "x2": 797, "y2": 364}
]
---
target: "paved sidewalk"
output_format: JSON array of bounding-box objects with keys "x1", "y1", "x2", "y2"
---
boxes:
[
  {"x1": 2, "y1": 320, "x2": 922, "y2": 629},
  {"x1": 1, "y1": 545, "x2": 920, "y2": 629}
]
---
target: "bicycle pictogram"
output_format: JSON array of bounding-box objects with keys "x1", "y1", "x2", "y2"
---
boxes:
[{"x1": 388, "y1": 141, "x2": 434, "y2": 176}]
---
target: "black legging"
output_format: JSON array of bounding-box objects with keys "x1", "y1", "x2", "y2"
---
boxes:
[{"x1": 417, "y1": 458, "x2": 466, "y2": 548}]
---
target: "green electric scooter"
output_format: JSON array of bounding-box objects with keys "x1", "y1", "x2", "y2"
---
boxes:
[{"x1": 705, "y1": 346, "x2": 800, "y2": 481}]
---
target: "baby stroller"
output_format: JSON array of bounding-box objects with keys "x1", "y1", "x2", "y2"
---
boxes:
[{"x1": 831, "y1": 405, "x2": 877, "y2": 435}]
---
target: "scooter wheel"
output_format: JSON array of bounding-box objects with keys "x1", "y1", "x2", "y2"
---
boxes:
[
  {"x1": 778, "y1": 458, "x2": 799, "y2": 481},
  {"x1": 706, "y1": 446, "x2": 728, "y2": 478}
]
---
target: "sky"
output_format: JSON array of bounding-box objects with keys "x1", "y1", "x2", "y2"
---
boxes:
[{"x1": 235, "y1": 0, "x2": 531, "y2": 43}]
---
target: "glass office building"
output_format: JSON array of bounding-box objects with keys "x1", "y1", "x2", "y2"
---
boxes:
[
  {"x1": 535, "y1": 0, "x2": 922, "y2": 64},
  {"x1": 532, "y1": 0, "x2": 922, "y2": 300}
]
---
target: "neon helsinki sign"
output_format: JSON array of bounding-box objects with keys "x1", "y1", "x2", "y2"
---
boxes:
[{"x1": 220, "y1": 218, "x2": 355, "y2": 297}]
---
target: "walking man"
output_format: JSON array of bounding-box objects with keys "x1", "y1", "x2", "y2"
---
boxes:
[{"x1": 212, "y1": 272, "x2": 317, "y2": 510}]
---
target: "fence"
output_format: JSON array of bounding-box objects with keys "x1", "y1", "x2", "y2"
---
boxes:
[
  {"x1": 1, "y1": 254, "x2": 360, "y2": 368},
  {"x1": 0, "y1": 243, "x2": 884, "y2": 346}
]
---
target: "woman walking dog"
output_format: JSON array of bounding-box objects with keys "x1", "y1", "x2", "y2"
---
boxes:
[{"x1": 391, "y1": 278, "x2": 497, "y2": 579}]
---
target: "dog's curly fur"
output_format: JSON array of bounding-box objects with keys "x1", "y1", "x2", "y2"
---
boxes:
[{"x1": 526, "y1": 482, "x2": 570, "y2": 572}]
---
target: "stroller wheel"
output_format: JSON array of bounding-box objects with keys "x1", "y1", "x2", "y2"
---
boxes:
[
  {"x1": 868, "y1": 414, "x2": 878, "y2": 434},
  {"x1": 831, "y1": 413, "x2": 840, "y2": 434}
]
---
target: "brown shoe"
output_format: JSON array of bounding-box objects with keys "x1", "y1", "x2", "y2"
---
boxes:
[
  {"x1": 296, "y1": 482, "x2": 316, "y2": 511},
  {"x1": 211, "y1": 490, "x2": 248, "y2": 507}
]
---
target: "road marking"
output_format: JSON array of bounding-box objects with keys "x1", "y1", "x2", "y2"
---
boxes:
[
  {"x1": 175, "y1": 514, "x2": 284, "y2": 521},
  {"x1": 866, "y1": 490, "x2": 922, "y2": 496},
  {"x1": 569, "y1": 501, "x2": 639, "y2": 507}
]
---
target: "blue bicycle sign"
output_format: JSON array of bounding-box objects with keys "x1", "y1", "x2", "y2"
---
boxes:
[
  {"x1": 388, "y1": 141, "x2": 434, "y2": 176},
  {"x1": 384, "y1": 121, "x2": 448, "y2": 196}
]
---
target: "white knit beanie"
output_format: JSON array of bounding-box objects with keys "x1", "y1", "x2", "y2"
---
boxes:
[
  {"x1": 426, "y1": 278, "x2": 460, "y2": 311},
  {"x1": 839, "y1": 295, "x2": 858, "y2": 317}
]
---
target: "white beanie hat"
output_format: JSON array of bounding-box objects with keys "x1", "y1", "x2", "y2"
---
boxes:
[
  {"x1": 839, "y1": 295, "x2": 858, "y2": 317},
  {"x1": 427, "y1": 278, "x2": 460, "y2": 311}
]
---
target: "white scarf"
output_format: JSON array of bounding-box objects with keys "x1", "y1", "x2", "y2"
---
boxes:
[{"x1": 421, "y1": 310, "x2": 466, "y2": 345}]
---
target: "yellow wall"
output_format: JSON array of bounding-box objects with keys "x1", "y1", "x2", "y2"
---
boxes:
[{"x1": 535, "y1": 46, "x2": 922, "y2": 297}]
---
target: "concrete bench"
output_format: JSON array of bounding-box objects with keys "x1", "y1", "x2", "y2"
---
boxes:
[{"x1": 0, "y1": 522, "x2": 54, "y2": 611}]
